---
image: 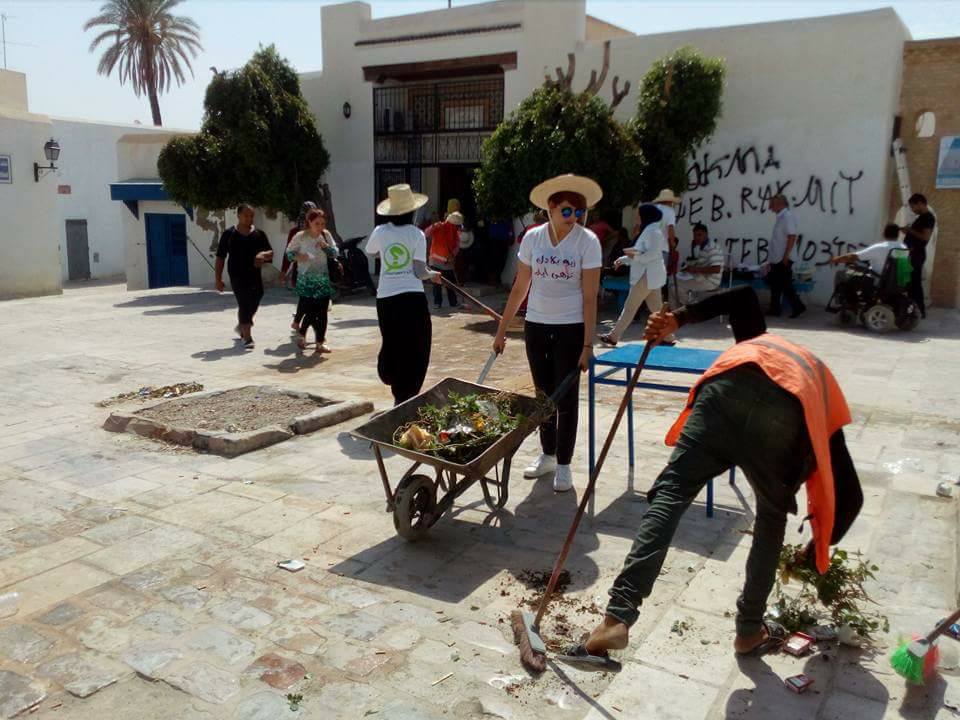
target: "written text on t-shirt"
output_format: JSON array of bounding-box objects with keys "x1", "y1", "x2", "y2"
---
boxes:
[{"x1": 518, "y1": 223, "x2": 602, "y2": 325}]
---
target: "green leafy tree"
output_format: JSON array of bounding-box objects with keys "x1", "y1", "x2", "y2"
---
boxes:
[
  {"x1": 158, "y1": 45, "x2": 329, "y2": 219},
  {"x1": 632, "y1": 46, "x2": 725, "y2": 200},
  {"x1": 473, "y1": 85, "x2": 643, "y2": 220},
  {"x1": 84, "y1": 0, "x2": 203, "y2": 127}
]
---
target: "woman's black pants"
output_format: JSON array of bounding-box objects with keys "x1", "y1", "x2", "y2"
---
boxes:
[
  {"x1": 524, "y1": 321, "x2": 584, "y2": 465},
  {"x1": 376, "y1": 292, "x2": 432, "y2": 405}
]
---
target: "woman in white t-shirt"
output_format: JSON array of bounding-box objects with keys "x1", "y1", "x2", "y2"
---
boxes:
[
  {"x1": 599, "y1": 203, "x2": 676, "y2": 346},
  {"x1": 365, "y1": 184, "x2": 441, "y2": 405},
  {"x1": 493, "y1": 175, "x2": 603, "y2": 493}
]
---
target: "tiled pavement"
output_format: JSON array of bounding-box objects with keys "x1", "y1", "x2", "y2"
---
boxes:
[{"x1": 0, "y1": 282, "x2": 958, "y2": 719}]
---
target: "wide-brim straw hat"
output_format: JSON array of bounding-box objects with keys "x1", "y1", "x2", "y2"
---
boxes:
[
  {"x1": 529, "y1": 174, "x2": 603, "y2": 211},
  {"x1": 445, "y1": 211, "x2": 464, "y2": 226},
  {"x1": 652, "y1": 188, "x2": 680, "y2": 205},
  {"x1": 377, "y1": 184, "x2": 429, "y2": 216}
]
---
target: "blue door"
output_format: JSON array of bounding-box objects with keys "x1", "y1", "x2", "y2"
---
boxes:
[{"x1": 145, "y1": 214, "x2": 189, "y2": 288}]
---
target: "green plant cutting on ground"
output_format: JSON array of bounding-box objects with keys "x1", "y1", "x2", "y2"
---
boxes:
[{"x1": 773, "y1": 544, "x2": 889, "y2": 640}]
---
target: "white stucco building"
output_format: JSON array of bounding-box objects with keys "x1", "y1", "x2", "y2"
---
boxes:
[{"x1": 302, "y1": 1, "x2": 911, "y2": 304}]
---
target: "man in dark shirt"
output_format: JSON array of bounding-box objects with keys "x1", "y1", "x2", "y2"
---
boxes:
[
  {"x1": 900, "y1": 193, "x2": 935, "y2": 319},
  {"x1": 216, "y1": 204, "x2": 273, "y2": 348},
  {"x1": 566, "y1": 287, "x2": 862, "y2": 667}
]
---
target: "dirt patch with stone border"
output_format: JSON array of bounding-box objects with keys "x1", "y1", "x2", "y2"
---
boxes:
[
  {"x1": 135, "y1": 386, "x2": 331, "y2": 433},
  {"x1": 103, "y1": 385, "x2": 373, "y2": 457}
]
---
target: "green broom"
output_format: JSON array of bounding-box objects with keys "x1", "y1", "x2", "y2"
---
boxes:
[{"x1": 891, "y1": 608, "x2": 960, "y2": 684}]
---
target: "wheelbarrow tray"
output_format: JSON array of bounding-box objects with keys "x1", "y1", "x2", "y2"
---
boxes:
[{"x1": 351, "y1": 377, "x2": 541, "y2": 479}]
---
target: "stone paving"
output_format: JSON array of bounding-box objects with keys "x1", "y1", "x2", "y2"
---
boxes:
[{"x1": 0, "y1": 282, "x2": 958, "y2": 719}]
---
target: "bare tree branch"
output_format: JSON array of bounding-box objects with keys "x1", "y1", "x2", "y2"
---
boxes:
[
  {"x1": 611, "y1": 75, "x2": 631, "y2": 108},
  {"x1": 584, "y1": 40, "x2": 611, "y2": 96}
]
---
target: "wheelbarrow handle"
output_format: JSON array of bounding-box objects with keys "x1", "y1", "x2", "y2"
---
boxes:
[{"x1": 439, "y1": 276, "x2": 502, "y2": 322}]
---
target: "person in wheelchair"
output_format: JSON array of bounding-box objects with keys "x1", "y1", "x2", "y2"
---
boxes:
[{"x1": 826, "y1": 223, "x2": 918, "y2": 331}]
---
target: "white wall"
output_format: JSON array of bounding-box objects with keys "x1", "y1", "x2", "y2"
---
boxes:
[
  {"x1": 599, "y1": 9, "x2": 909, "y2": 304},
  {"x1": 308, "y1": 2, "x2": 908, "y2": 303},
  {"x1": 52, "y1": 118, "x2": 157, "y2": 281},
  {"x1": 0, "y1": 108, "x2": 61, "y2": 299}
]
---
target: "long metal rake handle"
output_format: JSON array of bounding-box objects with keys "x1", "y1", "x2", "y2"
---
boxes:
[
  {"x1": 439, "y1": 275, "x2": 503, "y2": 322},
  {"x1": 532, "y1": 340, "x2": 658, "y2": 629}
]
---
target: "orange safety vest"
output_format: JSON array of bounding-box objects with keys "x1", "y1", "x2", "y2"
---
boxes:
[{"x1": 664, "y1": 334, "x2": 851, "y2": 573}]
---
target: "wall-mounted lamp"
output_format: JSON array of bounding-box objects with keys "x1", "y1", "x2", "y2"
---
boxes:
[
  {"x1": 34, "y1": 138, "x2": 61, "y2": 182},
  {"x1": 342, "y1": 102, "x2": 352, "y2": 119}
]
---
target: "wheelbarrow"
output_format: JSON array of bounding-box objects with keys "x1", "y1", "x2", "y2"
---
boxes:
[{"x1": 350, "y1": 377, "x2": 543, "y2": 540}]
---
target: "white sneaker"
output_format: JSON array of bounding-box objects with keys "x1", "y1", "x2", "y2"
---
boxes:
[
  {"x1": 553, "y1": 465, "x2": 574, "y2": 493},
  {"x1": 523, "y1": 454, "x2": 557, "y2": 479}
]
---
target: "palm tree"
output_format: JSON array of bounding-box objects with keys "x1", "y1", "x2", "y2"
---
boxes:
[{"x1": 84, "y1": 0, "x2": 203, "y2": 126}]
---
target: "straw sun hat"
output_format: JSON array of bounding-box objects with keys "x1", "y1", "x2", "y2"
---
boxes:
[
  {"x1": 376, "y1": 184, "x2": 429, "y2": 216},
  {"x1": 445, "y1": 211, "x2": 464, "y2": 226},
  {"x1": 652, "y1": 188, "x2": 681, "y2": 205},
  {"x1": 529, "y1": 174, "x2": 603, "y2": 211}
]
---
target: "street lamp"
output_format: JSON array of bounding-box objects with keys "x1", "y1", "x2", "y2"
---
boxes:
[{"x1": 33, "y1": 138, "x2": 61, "y2": 182}]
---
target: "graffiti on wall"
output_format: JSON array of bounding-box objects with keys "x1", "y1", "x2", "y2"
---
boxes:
[{"x1": 675, "y1": 144, "x2": 869, "y2": 267}]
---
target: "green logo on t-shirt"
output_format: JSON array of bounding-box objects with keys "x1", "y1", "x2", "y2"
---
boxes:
[{"x1": 384, "y1": 243, "x2": 411, "y2": 271}]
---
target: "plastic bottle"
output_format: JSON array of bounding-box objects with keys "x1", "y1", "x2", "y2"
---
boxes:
[{"x1": 0, "y1": 592, "x2": 20, "y2": 619}]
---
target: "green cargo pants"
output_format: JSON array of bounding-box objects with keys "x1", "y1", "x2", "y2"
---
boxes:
[{"x1": 606, "y1": 365, "x2": 813, "y2": 636}]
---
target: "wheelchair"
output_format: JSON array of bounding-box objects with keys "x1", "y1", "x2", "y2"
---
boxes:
[{"x1": 825, "y1": 248, "x2": 919, "y2": 333}]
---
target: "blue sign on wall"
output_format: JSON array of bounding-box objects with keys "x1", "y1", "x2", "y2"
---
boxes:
[{"x1": 0, "y1": 155, "x2": 11, "y2": 184}]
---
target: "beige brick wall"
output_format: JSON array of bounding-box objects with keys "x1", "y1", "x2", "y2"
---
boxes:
[{"x1": 890, "y1": 38, "x2": 960, "y2": 308}]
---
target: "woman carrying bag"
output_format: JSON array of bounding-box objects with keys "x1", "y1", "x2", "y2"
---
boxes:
[
  {"x1": 599, "y1": 203, "x2": 677, "y2": 347},
  {"x1": 493, "y1": 175, "x2": 603, "y2": 493},
  {"x1": 286, "y1": 209, "x2": 339, "y2": 352},
  {"x1": 365, "y1": 184, "x2": 442, "y2": 405}
]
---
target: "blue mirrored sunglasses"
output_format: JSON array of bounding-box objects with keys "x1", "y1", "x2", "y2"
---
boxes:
[{"x1": 560, "y1": 207, "x2": 586, "y2": 219}]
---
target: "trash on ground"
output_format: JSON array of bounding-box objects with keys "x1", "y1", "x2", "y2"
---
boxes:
[
  {"x1": 431, "y1": 672, "x2": 454, "y2": 686},
  {"x1": 286, "y1": 693, "x2": 304, "y2": 711},
  {"x1": 810, "y1": 625, "x2": 838, "y2": 641},
  {"x1": 784, "y1": 632, "x2": 815, "y2": 656},
  {"x1": 785, "y1": 674, "x2": 814, "y2": 693},
  {"x1": 671, "y1": 619, "x2": 691, "y2": 636},
  {"x1": 937, "y1": 482, "x2": 955, "y2": 498},
  {"x1": 277, "y1": 559, "x2": 306, "y2": 572},
  {"x1": 97, "y1": 381, "x2": 203, "y2": 407}
]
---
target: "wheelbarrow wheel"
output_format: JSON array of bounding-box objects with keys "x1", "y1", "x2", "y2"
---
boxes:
[{"x1": 393, "y1": 474, "x2": 437, "y2": 541}]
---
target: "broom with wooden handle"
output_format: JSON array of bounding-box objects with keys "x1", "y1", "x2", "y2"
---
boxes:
[
  {"x1": 510, "y1": 338, "x2": 659, "y2": 673},
  {"x1": 891, "y1": 607, "x2": 960, "y2": 684}
]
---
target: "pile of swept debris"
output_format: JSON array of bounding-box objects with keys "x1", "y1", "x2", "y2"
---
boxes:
[{"x1": 97, "y1": 382, "x2": 203, "y2": 407}]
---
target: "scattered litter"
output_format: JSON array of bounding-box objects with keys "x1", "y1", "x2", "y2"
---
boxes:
[
  {"x1": 671, "y1": 619, "x2": 691, "y2": 636},
  {"x1": 810, "y1": 625, "x2": 838, "y2": 641},
  {"x1": 784, "y1": 632, "x2": 815, "y2": 656},
  {"x1": 784, "y1": 674, "x2": 814, "y2": 694},
  {"x1": 304, "y1": 673, "x2": 313, "y2": 680},
  {"x1": 470, "y1": 605, "x2": 480, "y2": 611},
  {"x1": 438, "y1": 616, "x2": 453, "y2": 623},
  {"x1": 431, "y1": 672, "x2": 454, "y2": 686},
  {"x1": 242, "y1": 480, "x2": 255, "y2": 485},
  {"x1": 97, "y1": 381, "x2": 203, "y2": 407},
  {"x1": 450, "y1": 650, "x2": 460, "y2": 662},
  {"x1": 277, "y1": 559, "x2": 306, "y2": 572},
  {"x1": 700, "y1": 639, "x2": 711, "y2": 645},
  {"x1": 737, "y1": 528, "x2": 754, "y2": 535},
  {"x1": 0, "y1": 592, "x2": 20, "y2": 619},
  {"x1": 374, "y1": 651, "x2": 387, "y2": 655},
  {"x1": 937, "y1": 482, "x2": 955, "y2": 498},
  {"x1": 612, "y1": 706, "x2": 622, "y2": 713},
  {"x1": 363, "y1": 711, "x2": 379, "y2": 717},
  {"x1": 286, "y1": 693, "x2": 304, "y2": 711},
  {"x1": 195, "y1": 585, "x2": 207, "y2": 591}
]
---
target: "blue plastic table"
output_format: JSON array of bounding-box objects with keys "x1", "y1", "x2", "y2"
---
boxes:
[{"x1": 588, "y1": 343, "x2": 736, "y2": 517}]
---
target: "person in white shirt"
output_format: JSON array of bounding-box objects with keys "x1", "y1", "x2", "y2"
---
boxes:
[
  {"x1": 829, "y1": 223, "x2": 906, "y2": 284},
  {"x1": 494, "y1": 175, "x2": 603, "y2": 493},
  {"x1": 365, "y1": 184, "x2": 441, "y2": 405},
  {"x1": 599, "y1": 204, "x2": 676, "y2": 347},
  {"x1": 765, "y1": 194, "x2": 806, "y2": 318},
  {"x1": 675, "y1": 222, "x2": 724, "y2": 303},
  {"x1": 652, "y1": 188, "x2": 681, "y2": 300}
]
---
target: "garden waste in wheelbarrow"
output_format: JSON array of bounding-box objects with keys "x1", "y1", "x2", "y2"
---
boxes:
[{"x1": 351, "y1": 377, "x2": 542, "y2": 540}]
